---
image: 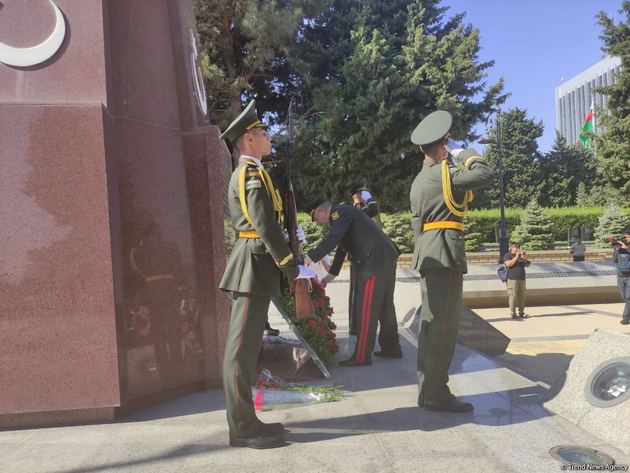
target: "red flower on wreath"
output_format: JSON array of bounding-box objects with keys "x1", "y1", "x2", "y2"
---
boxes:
[{"x1": 277, "y1": 278, "x2": 339, "y2": 364}]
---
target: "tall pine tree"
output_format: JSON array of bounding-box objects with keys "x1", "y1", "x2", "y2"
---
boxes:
[
  {"x1": 291, "y1": 0, "x2": 506, "y2": 210},
  {"x1": 478, "y1": 108, "x2": 543, "y2": 209},
  {"x1": 594, "y1": 2, "x2": 630, "y2": 197},
  {"x1": 194, "y1": 0, "x2": 322, "y2": 127},
  {"x1": 538, "y1": 133, "x2": 596, "y2": 207}
]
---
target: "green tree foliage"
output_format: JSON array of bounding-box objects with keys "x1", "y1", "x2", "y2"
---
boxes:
[
  {"x1": 575, "y1": 181, "x2": 619, "y2": 207},
  {"x1": 538, "y1": 133, "x2": 597, "y2": 207},
  {"x1": 510, "y1": 199, "x2": 555, "y2": 250},
  {"x1": 477, "y1": 108, "x2": 543, "y2": 209},
  {"x1": 594, "y1": 203, "x2": 629, "y2": 247},
  {"x1": 463, "y1": 214, "x2": 483, "y2": 251},
  {"x1": 299, "y1": 220, "x2": 326, "y2": 253},
  {"x1": 381, "y1": 213, "x2": 414, "y2": 253},
  {"x1": 291, "y1": 0, "x2": 506, "y2": 210},
  {"x1": 194, "y1": 0, "x2": 320, "y2": 127},
  {"x1": 595, "y1": 2, "x2": 630, "y2": 197}
]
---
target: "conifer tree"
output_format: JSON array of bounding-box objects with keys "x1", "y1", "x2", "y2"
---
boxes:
[
  {"x1": 594, "y1": 2, "x2": 630, "y2": 197},
  {"x1": 538, "y1": 134, "x2": 596, "y2": 207},
  {"x1": 510, "y1": 199, "x2": 554, "y2": 250},
  {"x1": 478, "y1": 109, "x2": 543, "y2": 209},
  {"x1": 594, "y1": 203, "x2": 629, "y2": 247},
  {"x1": 291, "y1": 0, "x2": 506, "y2": 210},
  {"x1": 463, "y1": 215, "x2": 483, "y2": 251},
  {"x1": 194, "y1": 0, "x2": 322, "y2": 127},
  {"x1": 381, "y1": 214, "x2": 414, "y2": 253}
]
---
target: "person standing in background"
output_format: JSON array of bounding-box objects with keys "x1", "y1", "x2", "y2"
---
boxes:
[
  {"x1": 570, "y1": 237, "x2": 586, "y2": 262},
  {"x1": 352, "y1": 186, "x2": 382, "y2": 228},
  {"x1": 502, "y1": 242, "x2": 531, "y2": 320}
]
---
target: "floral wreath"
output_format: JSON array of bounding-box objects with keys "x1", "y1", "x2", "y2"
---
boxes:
[{"x1": 278, "y1": 278, "x2": 338, "y2": 364}]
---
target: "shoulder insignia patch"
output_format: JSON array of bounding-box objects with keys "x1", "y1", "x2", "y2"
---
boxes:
[
  {"x1": 245, "y1": 178, "x2": 262, "y2": 190},
  {"x1": 331, "y1": 210, "x2": 340, "y2": 221}
]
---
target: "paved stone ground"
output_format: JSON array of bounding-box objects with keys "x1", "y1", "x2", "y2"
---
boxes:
[
  {"x1": 2, "y1": 264, "x2": 629, "y2": 472},
  {"x1": 474, "y1": 302, "x2": 630, "y2": 386}
]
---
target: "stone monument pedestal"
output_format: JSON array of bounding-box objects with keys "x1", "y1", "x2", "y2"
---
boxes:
[{"x1": 0, "y1": 0, "x2": 230, "y2": 428}]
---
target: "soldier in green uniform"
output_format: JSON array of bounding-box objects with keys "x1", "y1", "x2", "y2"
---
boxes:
[
  {"x1": 306, "y1": 199, "x2": 402, "y2": 365},
  {"x1": 219, "y1": 100, "x2": 310, "y2": 449},
  {"x1": 410, "y1": 110, "x2": 494, "y2": 413}
]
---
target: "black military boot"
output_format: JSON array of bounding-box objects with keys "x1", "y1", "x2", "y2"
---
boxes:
[
  {"x1": 373, "y1": 345, "x2": 403, "y2": 359},
  {"x1": 422, "y1": 394, "x2": 473, "y2": 413}
]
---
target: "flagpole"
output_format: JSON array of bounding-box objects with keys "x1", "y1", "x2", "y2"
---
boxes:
[{"x1": 591, "y1": 95, "x2": 596, "y2": 159}]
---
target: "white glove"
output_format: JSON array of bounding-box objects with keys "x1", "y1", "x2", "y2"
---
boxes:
[
  {"x1": 296, "y1": 225, "x2": 306, "y2": 243},
  {"x1": 322, "y1": 254, "x2": 331, "y2": 267},
  {"x1": 445, "y1": 138, "x2": 464, "y2": 158},
  {"x1": 360, "y1": 190, "x2": 372, "y2": 201},
  {"x1": 321, "y1": 273, "x2": 336, "y2": 287},
  {"x1": 295, "y1": 265, "x2": 316, "y2": 279}
]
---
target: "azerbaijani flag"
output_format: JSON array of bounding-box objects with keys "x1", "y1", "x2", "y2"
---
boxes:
[{"x1": 579, "y1": 107, "x2": 594, "y2": 149}]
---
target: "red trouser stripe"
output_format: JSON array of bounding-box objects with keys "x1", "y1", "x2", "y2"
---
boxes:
[{"x1": 356, "y1": 276, "x2": 375, "y2": 362}]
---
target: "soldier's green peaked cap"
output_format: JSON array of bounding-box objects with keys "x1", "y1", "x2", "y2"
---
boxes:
[
  {"x1": 411, "y1": 110, "x2": 452, "y2": 145},
  {"x1": 220, "y1": 100, "x2": 267, "y2": 144}
]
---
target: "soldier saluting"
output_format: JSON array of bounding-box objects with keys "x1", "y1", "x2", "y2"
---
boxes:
[
  {"x1": 219, "y1": 100, "x2": 312, "y2": 449},
  {"x1": 410, "y1": 111, "x2": 494, "y2": 413}
]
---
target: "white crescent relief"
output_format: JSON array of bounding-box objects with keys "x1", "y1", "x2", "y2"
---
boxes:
[
  {"x1": 190, "y1": 30, "x2": 208, "y2": 116},
  {"x1": 0, "y1": 0, "x2": 66, "y2": 68}
]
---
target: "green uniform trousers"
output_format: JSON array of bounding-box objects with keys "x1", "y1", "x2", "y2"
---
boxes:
[
  {"x1": 417, "y1": 267, "x2": 463, "y2": 403},
  {"x1": 350, "y1": 259, "x2": 399, "y2": 363},
  {"x1": 223, "y1": 292, "x2": 269, "y2": 437},
  {"x1": 506, "y1": 279, "x2": 526, "y2": 315}
]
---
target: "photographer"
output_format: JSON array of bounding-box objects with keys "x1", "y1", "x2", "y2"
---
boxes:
[
  {"x1": 502, "y1": 242, "x2": 531, "y2": 320},
  {"x1": 612, "y1": 229, "x2": 630, "y2": 325}
]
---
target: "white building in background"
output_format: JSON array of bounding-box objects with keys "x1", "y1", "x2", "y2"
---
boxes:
[{"x1": 555, "y1": 56, "x2": 622, "y2": 146}]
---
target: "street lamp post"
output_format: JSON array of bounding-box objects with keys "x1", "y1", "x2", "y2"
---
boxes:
[{"x1": 479, "y1": 112, "x2": 509, "y2": 264}]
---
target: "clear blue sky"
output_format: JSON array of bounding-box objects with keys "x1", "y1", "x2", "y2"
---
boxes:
[{"x1": 443, "y1": 0, "x2": 623, "y2": 152}]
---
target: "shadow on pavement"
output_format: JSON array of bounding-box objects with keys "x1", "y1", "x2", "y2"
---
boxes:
[
  {"x1": 54, "y1": 442, "x2": 227, "y2": 473},
  {"x1": 118, "y1": 389, "x2": 225, "y2": 423},
  {"x1": 495, "y1": 351, "x2": 573, "y2": 389},
  {"x1": 285, "y1": 385, "x2": 551, "y2": 444}
]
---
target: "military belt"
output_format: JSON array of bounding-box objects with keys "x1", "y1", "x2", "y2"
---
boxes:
[
  {"x1": 239, "y1": 231, "x2": 261, "y2": 239},
  {"x1": 422, "y1": 221, "x2": 465, "y2": 232}
]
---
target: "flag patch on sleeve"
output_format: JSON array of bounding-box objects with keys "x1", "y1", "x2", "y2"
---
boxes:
[{"x1": 245, "y1": 178, "x2": 262, "y2": 190}]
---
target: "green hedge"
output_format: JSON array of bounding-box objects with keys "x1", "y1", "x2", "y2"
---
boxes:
[
  {"x1": 467, "y1": 207, "x2": 630, "y2": 242},
  {"x1": 290, "y1": 207, "x2": 630, "y2": 252}
]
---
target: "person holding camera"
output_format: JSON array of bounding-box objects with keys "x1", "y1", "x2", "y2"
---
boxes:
[
  {"x1": 503, "y1": 242, "x2": 531, "y2": 320},
  {"x1": 612, "y1": 229, "x2": 630, "y2": 325}
]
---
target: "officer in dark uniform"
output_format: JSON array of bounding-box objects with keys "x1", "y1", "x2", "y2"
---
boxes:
[
  {"x1": 306, "y1": 199, "x2": 401, "y2": 365},
  {"x1": 348, "y1": 186, "x2": 381, "y2": 336},
  {"x1": 410, "y1": 110, "x2": 494, "y2": 413},
  {"x1": 219, "y1": 100, "x2": 310, "y2": 449},
  {"x1": 352, "y1": 186, "x2": 381, "y2": 227}
]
